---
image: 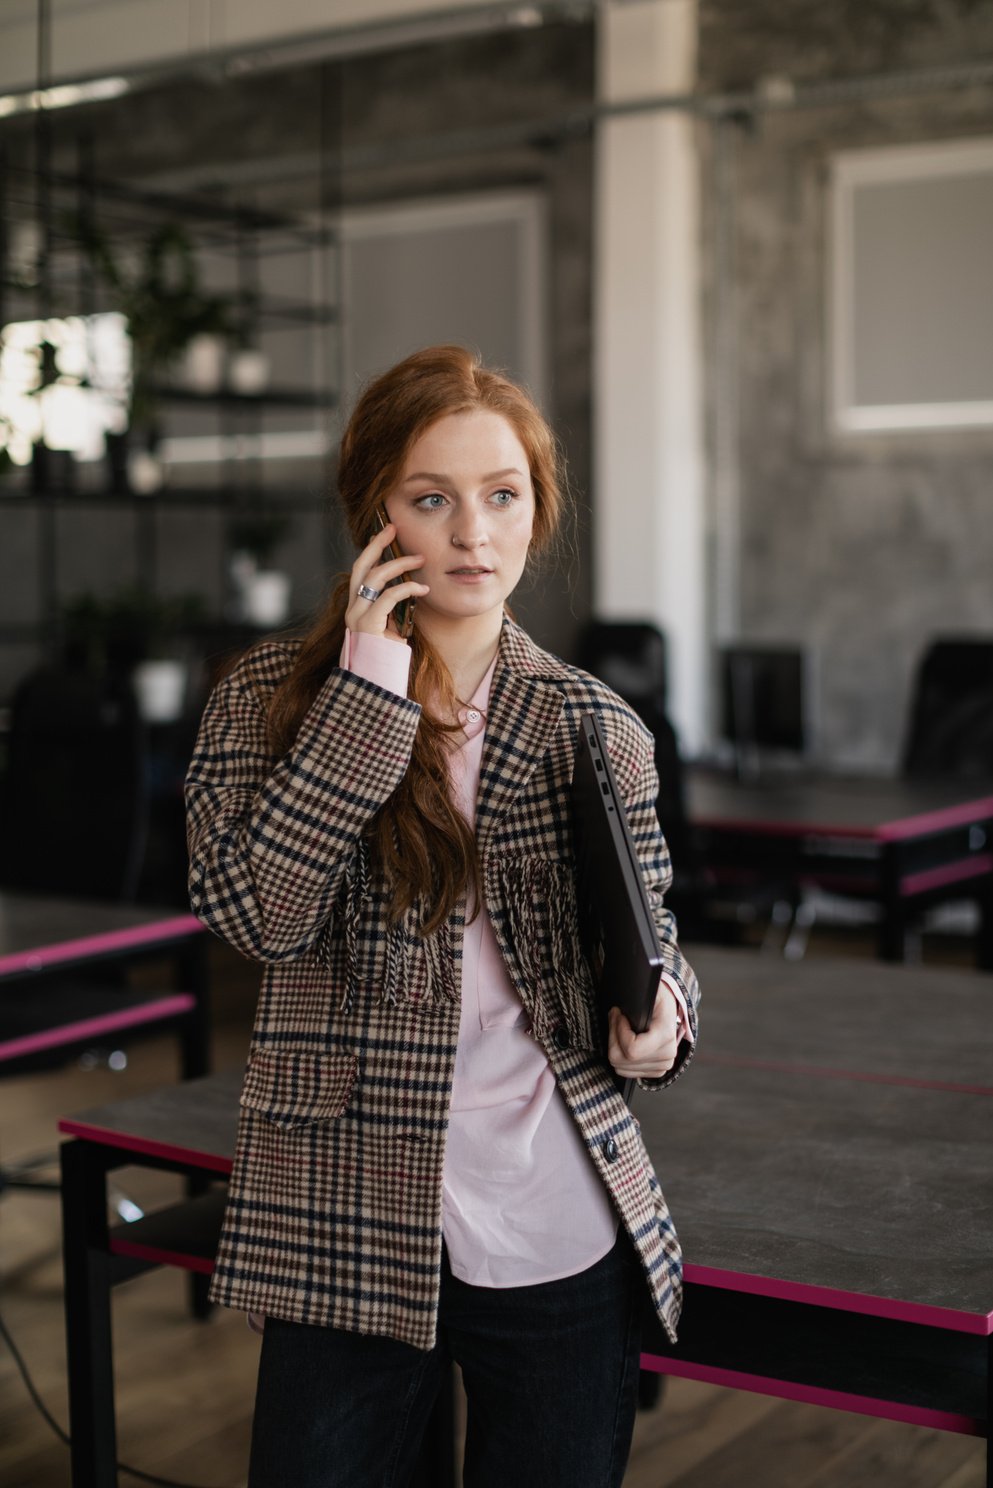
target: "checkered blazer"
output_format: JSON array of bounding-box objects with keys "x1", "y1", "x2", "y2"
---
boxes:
[{"x1": 186, "y1": 618, "x2": 699, "y2": 1351}]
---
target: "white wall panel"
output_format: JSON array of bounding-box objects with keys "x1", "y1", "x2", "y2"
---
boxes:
[{"x1": 593, "y1": 0, "x2": 706, "y2": 752}]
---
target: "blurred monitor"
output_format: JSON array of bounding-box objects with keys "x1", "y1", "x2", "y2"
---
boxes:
[{"x1": 719, "y1": 646, "x2": 807, "y2": 764}]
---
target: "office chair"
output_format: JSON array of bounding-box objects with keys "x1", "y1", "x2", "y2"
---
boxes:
[
  {"x1": 580, "y1": 621, "x2": 669, "y2": 713},
  {"x1": 719, "y1": 644, "x2": 807, "y2": 779},
  {"x1": 0, "y1": 666, "x2": 209, "y2": 1193},
  {"x1": 793, "y1": 638, "x2": 993, "y2": 959},
  {"x1": 579, "y1": 622, "x2": 689, "y2": 858},
  {"x1": 902, "y1": 637, "x2": 993, "y2": 779},
  {"x1": 2, "y1": 665, "x2": 146, "y2": 901}
]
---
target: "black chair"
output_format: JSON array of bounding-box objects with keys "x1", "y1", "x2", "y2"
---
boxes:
[
  {"x1": 902, "y1": 638, "x2": 993, "y2": 779},
  {"x1": 2, "y1": 665, "x2": 147, "y2": 902},
  {"x1": 580, "y1": 621, "x2": 669, "y2": 716},
  {"x1": 718, "y1": 644, "x2": 807, "y2": 779},
  {"x1": 791, "y1": 639, "x2": 993, "y2": 959},
  {"x1": 579, "y1": 622, "x2": 689, "y2": 860},
  {"x1": 0, "y1": 666, "x2": 209, "y2": 1191}
]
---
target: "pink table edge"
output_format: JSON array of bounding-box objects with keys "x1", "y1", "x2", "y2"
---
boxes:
[
  {"x1": 694, "y1": 793, "x2": 993, "y2": 842},
  {"x1": 56, "y1": 1118, "x2": 233, "y2": 1176},
  {"x1": 0, "y1": 993, "x2": 195, "y2": 1060},
  {"x1": 110, "y1": 1235, "x2": 215, "y2": 1276},
  {"x1": 0, "y1": 913, "x2": 204, "y2": 978}
]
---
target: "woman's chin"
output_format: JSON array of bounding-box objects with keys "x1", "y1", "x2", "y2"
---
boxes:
[{"x1": 417, "y1": 592, "x2": 509, "y2": 628}]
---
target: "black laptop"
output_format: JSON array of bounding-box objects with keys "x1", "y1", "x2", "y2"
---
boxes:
[{"x1": 571, "y1": 712, "x2": 664, "y2": 1038}]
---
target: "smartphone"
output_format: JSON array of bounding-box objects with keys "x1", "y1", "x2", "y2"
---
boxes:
[{"x1": 374, "y1": 507, "x2": 416, "y2": 637}]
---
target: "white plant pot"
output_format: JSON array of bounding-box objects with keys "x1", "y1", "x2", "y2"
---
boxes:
[
  {"x1": 183, "y1": 334, "x2": 226, "y2": 392},
  {"x1": 229, "y1": 549, "x2": 257, "y2": 590},
  {"x1": 133, "y1": 659, "x2": 188, "y2": 723},
  {"x1": 243, "y1": 570, "x2": 291, "y2": 627},
  {"x1": 229, "y1": 348, "x2": 270, "y2": 395},
  {"x1": 127, "y1": 448, "x2": 165, "y2": 494}
]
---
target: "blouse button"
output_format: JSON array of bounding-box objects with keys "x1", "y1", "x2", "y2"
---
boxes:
[{"x1": 466, "y1": 709, "x2": 481, "y2": 723}]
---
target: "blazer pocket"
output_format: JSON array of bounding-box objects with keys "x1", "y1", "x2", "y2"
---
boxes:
[{"x1": 240, "y1": 1048, "x2": 358, "y2": 1132}]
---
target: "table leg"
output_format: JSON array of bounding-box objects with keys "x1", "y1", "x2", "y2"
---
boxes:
[
  {"x1": 60, "y1": 1139, "x2": 119, "y2": 1488},
  {"x1": 176, "y1": 936, "x2": 211, "y2": 1081},
  {"x1": 189, "y1": 1269, "x2": 212, "y2": 1318},
  {"x1": 176, "y1": 935, "x2": 215, "y2": 1318},
  {"x1": 977, "y1": 858, "x2": 993, "y2": 974},
  {"x1": 878, "y1": 843, "x2": 911, "y2": 962}
]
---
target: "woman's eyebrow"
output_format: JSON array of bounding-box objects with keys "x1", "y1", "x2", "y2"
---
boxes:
[{"x1": 402, "y1": 467, "x2": 526, "y2": 485}]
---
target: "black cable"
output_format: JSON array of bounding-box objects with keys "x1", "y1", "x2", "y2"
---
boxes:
[
  {"x1": 0, "y1": 1305, "x2": 234, "y2": 1488},
  {"x1": 0, "y1": 1302, "x2": 70, "y2": 1446}
]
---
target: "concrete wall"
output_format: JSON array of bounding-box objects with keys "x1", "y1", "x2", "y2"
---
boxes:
[
  {"x1": 699, "y1": 0, "x2": 993, "y2": 768},
  {"x1": 9, "y1": 0, "x2": 992, "y2": 764}
]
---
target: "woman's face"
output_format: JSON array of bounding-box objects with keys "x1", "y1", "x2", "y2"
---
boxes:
[{"x1": 383, "y1": 409, "x2": 535, "y2": 629}]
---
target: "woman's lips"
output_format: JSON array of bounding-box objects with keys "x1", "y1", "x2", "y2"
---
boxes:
[{"x1": 446, "y1": 567, "x2": 494, "y2": 583}]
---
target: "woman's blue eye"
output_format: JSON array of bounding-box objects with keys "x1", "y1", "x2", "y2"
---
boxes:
[
  {"x1": 415, "y1": 493, "x2": 447, "y2": 509},
  {"x1": 490, "y1": 488, "x2": 516, "y2": 507}
]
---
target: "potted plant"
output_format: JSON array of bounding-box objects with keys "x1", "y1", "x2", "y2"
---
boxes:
[
  {"x1": 62, "y1": 588, "x2": 205, "y2": 721},
  {"x1": 76, "y1": 216, "x2": 236, "y2": 486},
  {"x1": 229, "y1": 507, "x2": 294, "y2": 626},
  {"x1": 227, "y1": 289, "x2": 271, "y2": 396}
]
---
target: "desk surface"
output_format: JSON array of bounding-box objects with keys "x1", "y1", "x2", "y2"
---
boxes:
[
  {"x1": 0, "y1": 892, "x2": 203, "y2": 978},
  {"x1": 59, "y1": 1067, "x2": 241, "y2": 1174},
  {"x1": 638, "y1": 946, "x2": 993, "y2": 1334},
  {"x1": 59, "y1": 946, "x2": 993, "y2": 1333},
  {"x1": 687, "y1": 771, "x2": 993, "y2": 840}
]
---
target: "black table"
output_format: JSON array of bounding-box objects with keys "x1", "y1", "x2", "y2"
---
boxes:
[
  {"x1": 58, "y1": 946, "x2": 993, "y2": 1486},
  {"x1": 0, "y1": 892, "x2": 206, "y2": 980},
  {"x1": 0, "y1": 892, "x2": 209, "y2": 1075},
  {"x1": 688, "y1": 771, "x2": 993, "y2": 964},
  {"x1": 0, "y1": 893, "x2": 211, "y2": 1486},
  {"x1": 59, "y1": 1072, "x2": 239, "y2": 1488},
  {"x1": 639, "y1": 946, "x2": 992, "y2": 1480}
]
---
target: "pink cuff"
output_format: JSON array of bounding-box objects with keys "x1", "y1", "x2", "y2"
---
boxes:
[
  {"x1": 659, "y1": 972, "x2": 695, "y2": 1045},
  {"x1": 339, "y1": 629, "x2": 412, "y2": 699}
]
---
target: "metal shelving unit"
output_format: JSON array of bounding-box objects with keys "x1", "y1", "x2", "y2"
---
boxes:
[{"x1": 0, "y1": 138, "x2": 342, "y2": 670}]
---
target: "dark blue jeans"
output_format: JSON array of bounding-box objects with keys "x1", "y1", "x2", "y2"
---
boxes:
[{"x1": 247, "y1": 1234, "x2": 644, "y2": 1487}]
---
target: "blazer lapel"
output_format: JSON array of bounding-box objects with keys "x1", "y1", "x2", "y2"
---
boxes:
[{"x1": 475, "y1": 623, "x2": 565, "y2": 855}]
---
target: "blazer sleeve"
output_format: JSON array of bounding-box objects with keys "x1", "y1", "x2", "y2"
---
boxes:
[
  {"x1": 620, "y1": 729, "x2": 701, "y2": 1090},
  {"x1": 185, "y1": 642, "x2": 421, "y2": 963}
]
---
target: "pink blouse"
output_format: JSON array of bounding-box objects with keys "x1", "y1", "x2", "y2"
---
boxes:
[{"x1": 339, "y1": 629, "x2": 690, "y2": 1287}]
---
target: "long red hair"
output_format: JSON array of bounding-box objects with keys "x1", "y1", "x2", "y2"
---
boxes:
[{"x1": 267, "y1": 345, "x2": 566, "y2": 934}]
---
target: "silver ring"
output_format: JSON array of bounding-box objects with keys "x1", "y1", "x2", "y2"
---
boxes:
[{"x1": 357, "y1": 583, "x2": 382, "y2": 603}]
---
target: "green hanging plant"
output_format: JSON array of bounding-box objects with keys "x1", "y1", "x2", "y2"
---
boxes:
[
  {"x1": 75, "y1": 217, "x2": 236, "y2": 431},
  {"x1": 61, "y1": 587, "x2": 207, "y2": 671}
]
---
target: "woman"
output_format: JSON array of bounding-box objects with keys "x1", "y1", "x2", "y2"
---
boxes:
[{"x1": 185, "y1": 345, "x2": 699, "y2": 1487}]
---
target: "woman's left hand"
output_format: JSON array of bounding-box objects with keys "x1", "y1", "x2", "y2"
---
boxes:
[{"x1": 607, "y1": 988, "x2": 680, "y2": 1080}]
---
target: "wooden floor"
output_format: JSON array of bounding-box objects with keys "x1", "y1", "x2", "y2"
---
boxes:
[{"x1": 0, "y1": 938, "x2": 985, "y2": 1488}]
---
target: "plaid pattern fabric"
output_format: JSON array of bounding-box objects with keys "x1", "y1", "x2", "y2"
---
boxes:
[{"x1": 186, "y1": 619, "x2": 700, "y2": 1351}]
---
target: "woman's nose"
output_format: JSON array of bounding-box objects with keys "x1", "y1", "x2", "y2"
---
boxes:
[{"x1": 452, "y1": 522, "x2": 488, "y2": 550}]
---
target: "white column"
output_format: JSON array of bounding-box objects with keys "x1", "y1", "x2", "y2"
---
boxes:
[{"x1": 593, "y1": 0, "x2": 707, "y2": 754}]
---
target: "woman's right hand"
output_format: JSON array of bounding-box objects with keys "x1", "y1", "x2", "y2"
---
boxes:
[{"x1": 345, "y1": 522, "x2": 429, "y2": 641}]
